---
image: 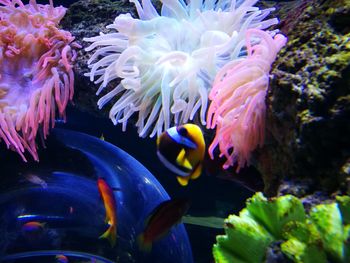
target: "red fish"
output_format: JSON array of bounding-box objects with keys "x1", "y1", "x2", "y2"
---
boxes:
[
  {"x1": 138, "y1": 198, "x2": 190, "y2": 252},
  {"x1": 97, "y1": 178, "x2": 117, "y2": 247}
]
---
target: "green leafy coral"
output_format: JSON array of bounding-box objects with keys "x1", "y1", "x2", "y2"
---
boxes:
[{"x1": 213, "y1": 193, "x2": 350, "y2": 263}]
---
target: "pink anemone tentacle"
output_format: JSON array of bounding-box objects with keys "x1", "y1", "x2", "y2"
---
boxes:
[
  {"x1": 0, "y1": 0, "x2": 80, "y2": 161},
  {"x1": 206, "y1": 28, "x2": 287, "y2": 171}
]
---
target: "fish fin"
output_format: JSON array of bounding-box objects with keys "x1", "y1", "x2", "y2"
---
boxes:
[
  {"x1": 144, "y1": 200, "x2": 175, "y2": 226},
  {"x1": 177, "y1": 176, "x2": 189, "y2": 186},
  {"x1": 176, "y1": 149, "x2": 192, "y2": 170},
  {"x1": 190, "y1": 163, "x2": 202, "y2": 180},
  {"x1": 154, "y1": 230, "x2": 172, "y2": 241},
  {"x1": 99, "y1": 225, "x2": 116, "y2": 247},
  {"x1": 137, "y1": 233, "x2": 152, "y2": 252}
]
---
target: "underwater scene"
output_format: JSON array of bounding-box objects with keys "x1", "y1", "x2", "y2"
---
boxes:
[{"x1": 0, "y1": 0, "x2": 349, "y2": 262}]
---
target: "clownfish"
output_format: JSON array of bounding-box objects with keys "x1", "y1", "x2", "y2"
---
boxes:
[
  {"x1": 156, "y1": 124, "x2": 205, "y2": 186},
  {"x1": 97, "y1": 178, "x2": 117, "y2": 247},
  {"x1": 137, "y1": 198, "x2": 190, "y2": 252}
]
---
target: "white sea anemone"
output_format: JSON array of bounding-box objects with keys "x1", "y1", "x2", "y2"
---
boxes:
[{"x1": 84, "y1": 0, "x2": 279, "y2": 137}]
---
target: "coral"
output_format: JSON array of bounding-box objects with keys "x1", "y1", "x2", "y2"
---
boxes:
[
  {"x1": 213, "y1": 193, "x2": 350, "y2": 263},
  {"x1": 0, "y1": 0, "x2": 80, "y2": 161},
  {"x1": 206, "y1": 29, "x2": 286, "y2": 171},
  {"x1": 84, "y1": 0, "x2": 280, "y2": 138}
]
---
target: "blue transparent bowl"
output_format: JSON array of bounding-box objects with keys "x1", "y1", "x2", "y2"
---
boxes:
[{"x1": 0, "y1": 128, "x2": 193, "y2": 263}]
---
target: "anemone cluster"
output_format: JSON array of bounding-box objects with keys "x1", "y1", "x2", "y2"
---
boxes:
[
  {"x1": 84, "y1": 0, "x2": 281, "y2": 138},
  {"x1": 207, "y1": 29, "x2": 286, "y2": 171},
  {"x1": 0, "y1": 0, "x2": 79, "y2": 161},
  {"x1": 0, "y1": 0, "x2": 287, "y2": 171}
]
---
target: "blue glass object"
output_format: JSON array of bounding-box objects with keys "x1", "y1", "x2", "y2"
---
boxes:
[{"x1": 0, "y1": 128, "x2": 193, "y2": 263}]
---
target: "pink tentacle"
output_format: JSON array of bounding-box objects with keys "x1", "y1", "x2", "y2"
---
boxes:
[
  {"x1": 207, "y1": 28, "x2": 287, "y2": 171},
  {"x1": 0, "y1": 0, "x2": 79, "y2": 161}
]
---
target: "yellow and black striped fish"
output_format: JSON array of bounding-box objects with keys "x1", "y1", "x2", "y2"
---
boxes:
[{"x1": 156, "y1": 124, "x2": 205, "y2": 186}]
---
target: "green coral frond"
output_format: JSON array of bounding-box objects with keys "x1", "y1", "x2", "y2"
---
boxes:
[
  {"x1": 282, "y1": 220, "x2": 321, "y2": 244},
  {"x1": 213, "y1": 243, "x2": 245, "y2": 263},
  {"x1": 212, "y1": 193, "x2": 350, "y2": 263},
  {"x1": 310, "y1": 203, "x2": 347, "y2": 262},
  {"x1": 213, "y1": 213, "x2": 273, "y2": 263},
  {"x1": 246, "y1": 192, "x2": 306, "y2": 239},
  {"x1": 281, "y1": 238, "x2": 327, "y2": 263},
  {"x1": 336, "y1": 195, "x2": 350, "y2": 224},
  {"x1": 281, "y1": 220, "x2": 326, "y2": 263},
  {"x1": 344, "y1": 225, "x2": 350, "y2": 262}
]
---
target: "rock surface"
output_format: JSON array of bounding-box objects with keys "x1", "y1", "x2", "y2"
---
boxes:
[
  {"x1": 259, "y1": 0, "x2": 350, "y2": 196},
  {"x1": 61, "y1": 0, "x2": 140, "y2": 116}
]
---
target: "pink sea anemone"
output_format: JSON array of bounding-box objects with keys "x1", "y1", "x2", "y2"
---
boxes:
[
  {"x1": 206, "y1": 28, "x2": 287, "y2": 171},
  {"x1": 0, "y1": 0, "x2": 79, "y2": 161}
]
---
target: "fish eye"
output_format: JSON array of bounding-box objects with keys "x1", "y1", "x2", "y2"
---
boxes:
[{"x1": 178, "y1": 126, "x2": 188, "y2": 136}]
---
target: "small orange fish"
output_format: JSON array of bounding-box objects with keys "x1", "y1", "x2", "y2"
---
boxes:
[
  {"x1": 156, "y1": 124, "x2": 205, "y2": 186},
  {"x1": 97, "y1": 178, "x2": 117, "y2": 247},
  {"x1": 138, "y1": 198, "x2": 190, "y2": 252}
]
